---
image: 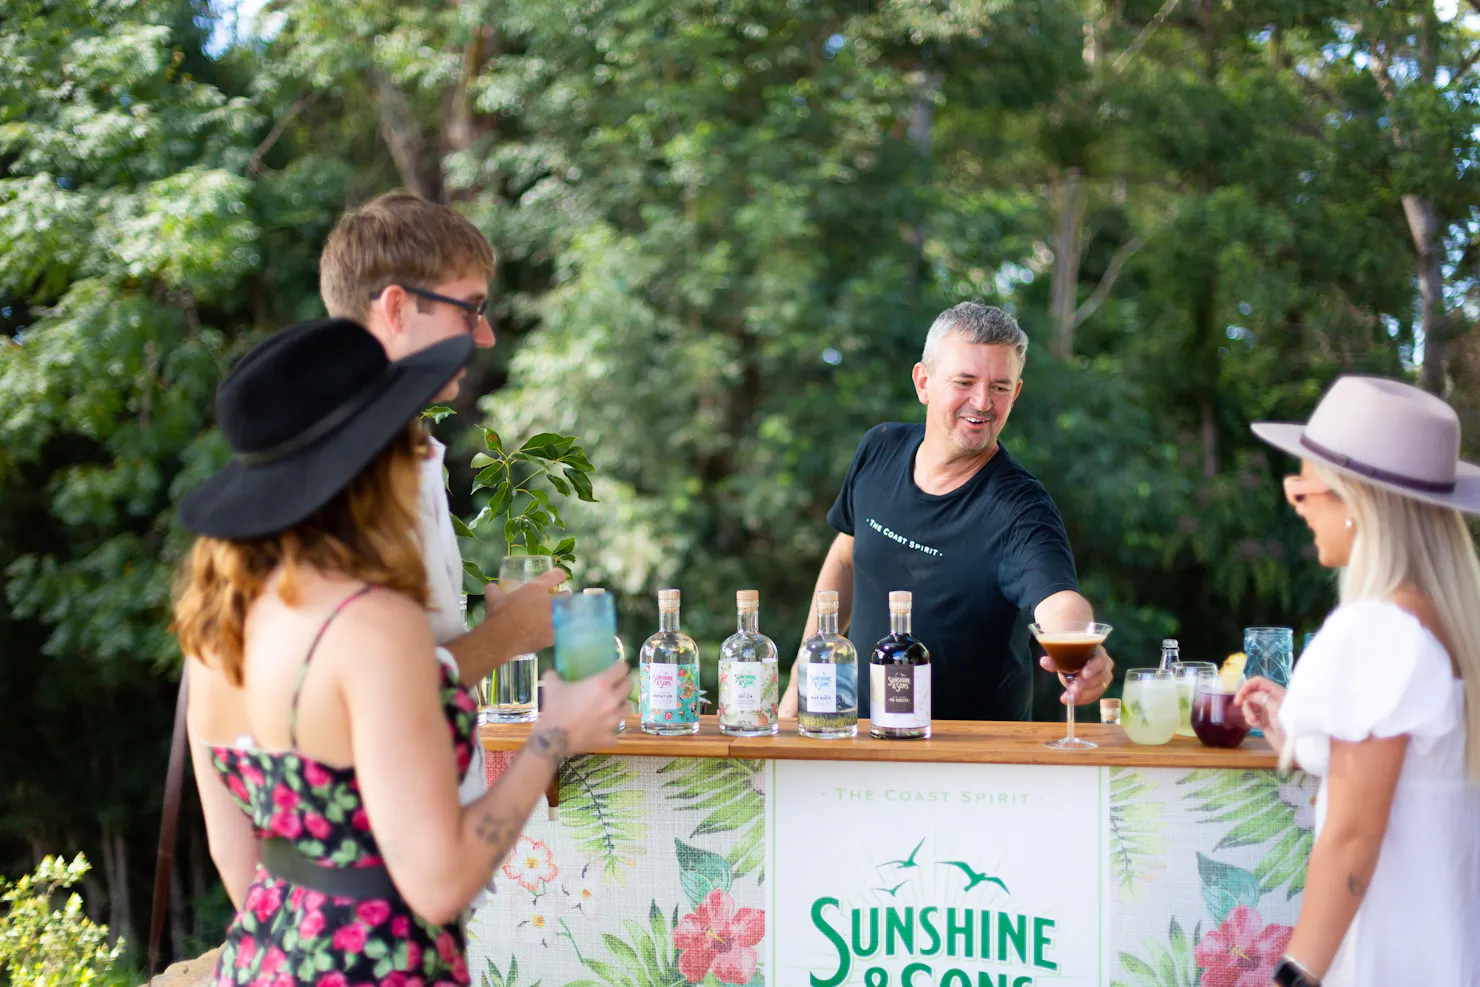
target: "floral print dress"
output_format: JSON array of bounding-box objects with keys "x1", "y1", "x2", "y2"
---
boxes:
[{"x1": 208, "y1": 587, "x2": 480, "y2": 987}]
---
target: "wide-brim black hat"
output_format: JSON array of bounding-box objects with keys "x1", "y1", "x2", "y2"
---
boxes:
[{"x1": 178, "y1": 318, "x2": 473, "y2": 539}]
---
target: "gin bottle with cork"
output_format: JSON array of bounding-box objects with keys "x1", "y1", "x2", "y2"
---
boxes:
[
  {"x1": 639, "y1": 589, "x2": 700, "y2": 735},
  {"x1": 796, "y1": 590, "x2": 858, "y2": 739},
  {"x1": 718, "y1": 590, "x2": 779, "y2": 737},
  {"x1": 869, "y1": 590, "x2": 931, "y2": 739}
]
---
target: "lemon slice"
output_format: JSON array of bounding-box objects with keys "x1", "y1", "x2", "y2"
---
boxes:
[{"x1": 1219, "y1": 651, "x2": 1248, "y2": 691}]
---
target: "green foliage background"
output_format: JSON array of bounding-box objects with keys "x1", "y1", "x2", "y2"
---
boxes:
[{"x1": 3, "y1": 0, "x2": 1479, "y2": 963}]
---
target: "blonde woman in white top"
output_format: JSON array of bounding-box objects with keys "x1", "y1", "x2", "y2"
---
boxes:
[{"x1": 1236, "y1": 376, "x2": 1480, "y2": 987}]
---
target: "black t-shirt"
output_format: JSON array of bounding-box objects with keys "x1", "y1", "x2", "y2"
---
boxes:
[{"x1": 827, "y1": 423, "x2": 1079, "y2": 721}]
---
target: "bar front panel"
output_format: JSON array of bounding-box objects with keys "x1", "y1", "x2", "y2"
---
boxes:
[{"x1": 468, "y1": 747, "x2": 1310, "y2": 986}]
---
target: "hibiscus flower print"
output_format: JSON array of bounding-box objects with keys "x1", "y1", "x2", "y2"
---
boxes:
[
  {"x1": 673, "y1": 889, "x2": 765, "y2": 985},
  {"x1": 1193, "y1": 905, "x2": 1294, "y2": 987},
  {"x1": 501, "y1": 836, "x2": 558, "y2": 893}
]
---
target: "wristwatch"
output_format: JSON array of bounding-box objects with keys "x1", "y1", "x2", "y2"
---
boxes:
[{"x1": 1273, "y1": 957, "x2": 1321, "y2": 987}]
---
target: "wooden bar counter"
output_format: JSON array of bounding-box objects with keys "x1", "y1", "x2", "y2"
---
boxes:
[
  {"x1": 470, "y1": 717, "x2": 1306, "y2": 987},
  {"x1": 479, "y1": 715, "x2": 1281, "y2": 769}
]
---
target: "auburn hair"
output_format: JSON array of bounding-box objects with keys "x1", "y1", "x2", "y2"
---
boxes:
[
  {"x1": 173, "y1": 424, "x2": 430, "y2": 685},
  {"x1": 319, "y1": 191, "x2": 497, "y2": 323}
]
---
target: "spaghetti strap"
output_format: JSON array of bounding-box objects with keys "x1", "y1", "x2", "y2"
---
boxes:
[{"x1": 288, "y1": 585, "x2": 373, "y2": 749}]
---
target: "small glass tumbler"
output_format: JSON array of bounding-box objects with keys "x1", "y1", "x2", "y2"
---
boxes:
[{"x1": 1244, "y1": 627, "x2": 1293, "y2": 738}]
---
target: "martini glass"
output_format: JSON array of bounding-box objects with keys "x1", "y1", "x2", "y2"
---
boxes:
[{"x1": 1029, "y1": 621, "x2": 1112, "y2": 751}]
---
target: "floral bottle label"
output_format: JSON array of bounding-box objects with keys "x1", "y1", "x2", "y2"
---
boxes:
[
  {"x1": 720, "y1": 661, "x2": 772, "y2": 713},
  {"x1": 641, "y1": 663, "x2": 698, "y2": 724}
]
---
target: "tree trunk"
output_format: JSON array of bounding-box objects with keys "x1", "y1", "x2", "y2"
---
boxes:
[
  {"x1": 1403, "y1": 194, "x2": 1449, "y2": 394},
  {"x1": 1051, "y1": 167, "x2": 1086, "y2": 358},
  {"x1": 376, "y1": 76, "x2": 443, "y2": 202},
  {"x1": 100, "y1": 822, "x2": 135, "y2": 947},
  {"x1": 905, "y1": 65, "x2": 940, "y2": 294}
]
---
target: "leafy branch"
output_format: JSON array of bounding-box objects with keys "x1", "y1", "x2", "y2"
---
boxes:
[{"x1": 453, "y1": 424, "x2": 598, "y2": 582}]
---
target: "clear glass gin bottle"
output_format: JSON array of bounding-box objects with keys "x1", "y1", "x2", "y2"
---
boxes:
[
  {"x1": 639, "y1": 589, "x2": 700, "y2": 735},
  {"x1": 796, "y1": 590, "x2": 858, "y2": 739},
  {"x1": 584, "y1": 587, "x2": 628, "y2": 733},
  {"x1": 869, "y1": 591, "x2": 932, "y2": 740},
  {"x1": 718, "y1": 590, "x2": 779, "y2": 737}
]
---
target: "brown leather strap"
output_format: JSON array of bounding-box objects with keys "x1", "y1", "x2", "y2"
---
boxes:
[{"x1": 148, "y1": 663, "x2": 190, "y2": 982}]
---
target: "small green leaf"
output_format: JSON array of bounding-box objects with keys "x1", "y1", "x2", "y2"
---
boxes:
[
  {"x1": 548, "y1": 474, "x2": 571, "y2": 496},
  {"x1": 518, "y1": 432, "x2": 567, "y2": 459},
  {"x1": 421, "y1": 405, "x2": 455, "y2": 424},
  {"x1": 452, "y1": 515, "x2": 477, "y2": 539},
  {"x1": 505, "y1": 517, "x2": 520, "y2": 546},
  {"x1": 486, "y1": 484, "x2": 513, "y2": 520},
  {"x1": 477, "y1": 425, "x2": 504, "y2": 453},
  {"x1": 553, "y1": 537, "x2": 576, "y2": 556},
  {"x1": 566, "y1": 468, "x2": 596, "y2": 502},
  {"x1": 472, "y1": 464, "x2": 501, "y2": 493},
  {"x1": 471, "y1": 452, "x2": 497, "y2": 469},
  {"x1": 463, "y1": 559, "x2": 490, "y2": 584}
]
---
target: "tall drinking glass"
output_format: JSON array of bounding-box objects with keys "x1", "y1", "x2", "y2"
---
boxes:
[
  {"x1": 477, "y1": 555, "x2": 554, "y2": 724},
  {"x1": 1171, "y1": 661, "x2": 1217, "y2": 737},
  {"x1": 1243, "y1": 627, "x2": 1293, "y2": 738},
  {"x1": 553, "y1": 593, "x2": 619, "y2": 681},
  {"x1": 1029, "y1": 621, "x2": 1112, "y2": 751}
]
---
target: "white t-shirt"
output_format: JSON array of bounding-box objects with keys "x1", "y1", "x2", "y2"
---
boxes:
[
  {"x1": 418, "y1": 437, "x2": 487, "y2": 806},
  {"x1": 1279, "y1": 599, "x2": 1479, "y2": 986}
]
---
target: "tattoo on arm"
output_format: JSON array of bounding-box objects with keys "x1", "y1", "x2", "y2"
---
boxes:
[
  {"x1": 526, "y1": 727, "x2": 570, "y2": 764},
  {"x1": 1347, "y1": 873, "x2": 1367, "y2": 898},
  {"x1": 474, "y1": 812, "x2": 515, "y2": 847}
]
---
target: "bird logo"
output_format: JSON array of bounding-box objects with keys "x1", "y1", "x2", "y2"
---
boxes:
[
  {"x1": 878, "y1": 837, "x2": 926, "y2": 870},
  {"x1": 873, "y1": 880, "x2": 909, "y2": 897},
  {"x1": 937, "y1": 860, "x2": 1009, "y2": 894}
]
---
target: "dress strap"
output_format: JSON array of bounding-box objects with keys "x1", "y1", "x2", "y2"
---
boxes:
[{"x1": 289, "y1": 585, "x2": 373, "y2": 749}]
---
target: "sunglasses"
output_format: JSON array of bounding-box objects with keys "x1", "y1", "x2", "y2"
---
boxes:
[
  {"x1": 1282, "y1": 474, "x2": 1339, "y2": 507},
  {"x1": 370, "y1": 283, "x2": 489, "y2": 332}
]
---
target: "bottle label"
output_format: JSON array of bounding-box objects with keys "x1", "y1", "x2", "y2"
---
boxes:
[
  {"x1": 805, "y1": 663, "x2": 838, "y2": 713},
  {"x1": 871, "y1": 665, "x2": 931, "y2": 728},
  {"x1": 720, "y1": 661, "x2": 773, "y2": 714},
  {"x1": 641, "y1": 663, "x2": 698, "y2": 724}
]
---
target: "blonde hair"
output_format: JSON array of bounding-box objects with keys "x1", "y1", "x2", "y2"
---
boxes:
[
  {"x1": 1313, "y1": 463, "x2": 1480, "y2": 781},
  {"x1": 172, "y1": 425, "x2": 430, "y2": 685},
  {"x1": 319, "y1": 191, "x2": 496, "y2": 322}
]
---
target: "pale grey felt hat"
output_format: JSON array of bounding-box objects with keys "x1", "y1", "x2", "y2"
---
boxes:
[{"x1": 1251, "y1": 375, "x2": 1480, "y2": 515}]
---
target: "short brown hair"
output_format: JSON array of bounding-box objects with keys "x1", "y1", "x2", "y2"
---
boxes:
[
  {"x1": 319, "y1": 191, "x2": 497, "y2": 322},
  {"x1": 172, "y1": 424, "x2": 430, "y2": 685}
]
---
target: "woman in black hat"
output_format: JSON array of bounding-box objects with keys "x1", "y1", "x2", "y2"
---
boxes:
[{"x1": 172, "y1": 318, "x2": 630, "y2": 987}]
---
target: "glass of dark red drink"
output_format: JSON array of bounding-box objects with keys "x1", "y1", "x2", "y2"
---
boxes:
[
  {"x1": 1191, "y1": 671, "x2": 1250, "y2": 748},
  {"x1": 1029, "y1": 621, "x2": 1112, "y2": 751}
]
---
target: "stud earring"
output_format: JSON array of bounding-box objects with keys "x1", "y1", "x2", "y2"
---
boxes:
[{"x1": 1345, "y1": 517, "x2": 1356, "y2": 532}]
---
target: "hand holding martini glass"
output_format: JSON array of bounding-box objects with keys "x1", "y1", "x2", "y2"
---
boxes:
[{"x1": 1029, "y1": 620, "x2": 1113, "y2": 751}]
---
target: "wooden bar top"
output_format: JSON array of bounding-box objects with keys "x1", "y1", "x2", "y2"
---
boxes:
[{"x1": 480, "y1": 716, "x2": 1280, "y2": 769}]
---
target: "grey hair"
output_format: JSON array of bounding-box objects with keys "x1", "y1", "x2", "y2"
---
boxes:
[{"x1": 920, "y1": 302, "x2": 1029, "y2": 371}]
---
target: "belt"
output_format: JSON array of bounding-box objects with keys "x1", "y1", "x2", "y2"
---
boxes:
[{"x1": 258, "y1": 838, "x2": 403, "y2": 902}]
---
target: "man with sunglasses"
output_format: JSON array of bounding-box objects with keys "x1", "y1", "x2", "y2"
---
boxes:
[{"x1": 318, "y1": 191, "x2": 567, "y2": 809}]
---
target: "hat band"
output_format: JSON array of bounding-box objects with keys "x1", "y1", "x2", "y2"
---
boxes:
[
  {"x1": 1299, "y1": 433, "x2": 1456, "y2": 495},
  {"x1": 236, "y1": 370, "x2": 394, "y2": 468}
]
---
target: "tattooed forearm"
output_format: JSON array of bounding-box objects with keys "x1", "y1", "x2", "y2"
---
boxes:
[
  {"x1": 1347, "y1": 873, "x2": 1368, "y2": 898},
  {"x1": 526, "y1": 727, "x2": 570, "y2": 764}
]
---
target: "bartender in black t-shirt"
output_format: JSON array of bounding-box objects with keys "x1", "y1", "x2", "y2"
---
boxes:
[{"x1": 778, "y1": 303, "x2": 1115, "y2": 721}]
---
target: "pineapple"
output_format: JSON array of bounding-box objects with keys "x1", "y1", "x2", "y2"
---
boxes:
[{"x1": 1218, "y1": 651, "x2": 1248, "y2": 692}]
